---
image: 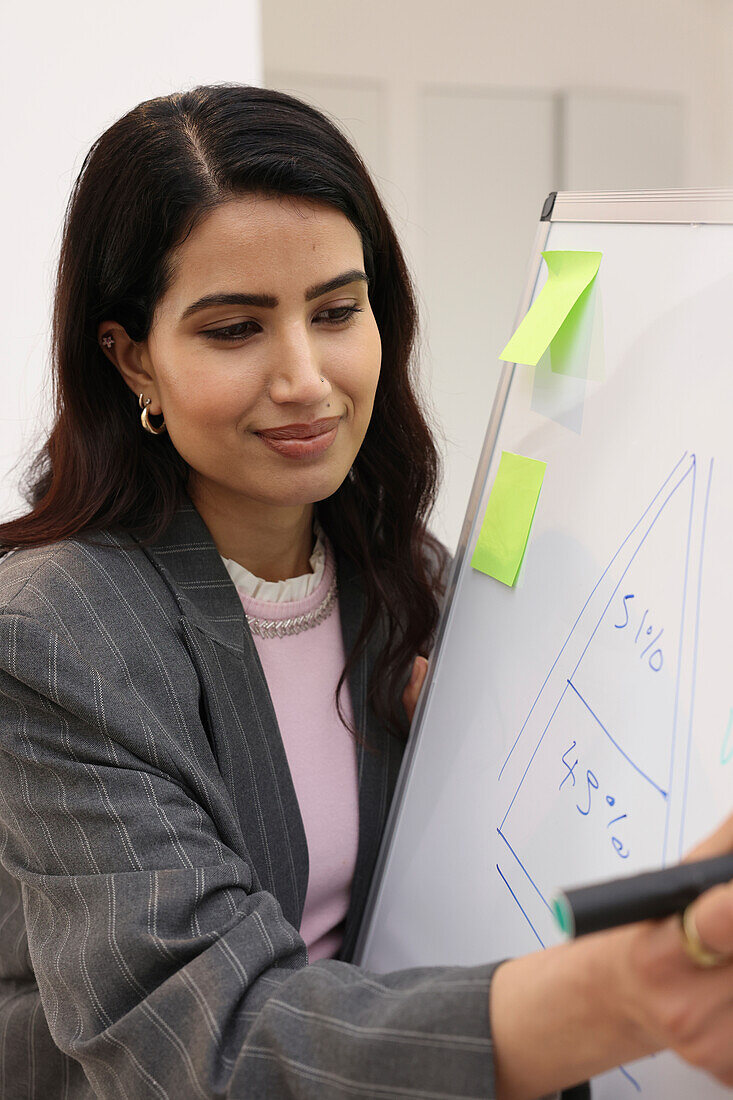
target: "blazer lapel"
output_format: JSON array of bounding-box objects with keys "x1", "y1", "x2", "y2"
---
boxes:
[
  {"x1": 132, "y1": 497, "x2": 307, "y2": 928},
  {"x1": 133, "y1": 494, "x2": 403, "y2": 954}
]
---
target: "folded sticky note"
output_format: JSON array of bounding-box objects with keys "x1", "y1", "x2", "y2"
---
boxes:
[
  {"x1": 499, "y1": 251, "x2": 602, "y2": 367},
  {"x1": 471, "y1": 451, "x2": 546, "y2": 586}
]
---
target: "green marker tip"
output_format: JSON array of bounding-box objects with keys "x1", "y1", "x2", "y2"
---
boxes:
[{"x1": 552, "y1": 894, "x2": 574, "y2": 937}]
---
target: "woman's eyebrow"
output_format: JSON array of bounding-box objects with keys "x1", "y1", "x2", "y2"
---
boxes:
[{"x1": 179, "y1": 269, "x2": 369, "y2": 322}]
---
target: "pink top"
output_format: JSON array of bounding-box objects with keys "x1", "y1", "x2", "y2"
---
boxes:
[{"x1": 220, "y1": 526, "x2": 360, "y2": 961}]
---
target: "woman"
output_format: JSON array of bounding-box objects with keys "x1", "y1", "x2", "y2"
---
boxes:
[{"x1": 0, "y1": 83, "x2": 730, "y2": 1100}]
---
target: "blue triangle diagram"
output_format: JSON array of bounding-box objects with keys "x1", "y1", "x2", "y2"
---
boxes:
[{"x1": 496, "y1": 452, "x2": 698, "y2": 931}]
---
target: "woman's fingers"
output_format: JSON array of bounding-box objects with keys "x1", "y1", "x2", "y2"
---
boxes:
[
  {"x1": 689, "y1": 881, "x2": 733, "y2": 961},
  {"x1": 616, "y1": 876, "x2": 733, "y2": 1087},
  {"x1": 402, "y1": 656, "x2": 429, "y2": 726}
]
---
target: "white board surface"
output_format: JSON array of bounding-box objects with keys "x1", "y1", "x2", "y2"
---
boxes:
[{"x1": 355, "y1": 191, "x2": 733, "y2": 1098}]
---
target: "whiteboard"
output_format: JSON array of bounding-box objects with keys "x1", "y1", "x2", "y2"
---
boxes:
[{"x1": 354, "y1": 190, "x2": 733, "y2": 1099}]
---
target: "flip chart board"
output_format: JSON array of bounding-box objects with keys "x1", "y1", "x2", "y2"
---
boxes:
[{"x1": 354, "y1": 190, "x2": 733, "y2": 1098}]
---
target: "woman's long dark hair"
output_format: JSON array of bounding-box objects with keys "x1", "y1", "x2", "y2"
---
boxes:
[{"x1": 0, "y1": 83, "x2": 450, "y2": 744}]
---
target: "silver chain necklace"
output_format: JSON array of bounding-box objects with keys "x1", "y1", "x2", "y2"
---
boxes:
[{"x1": 245, "y1": 571, "x2": 338, "y2": 638}]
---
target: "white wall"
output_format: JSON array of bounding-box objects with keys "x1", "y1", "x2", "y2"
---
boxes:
[
  {"x1": 722, "y1": 1, "x2": 733, "y2": 183},
  {"x1": 1, "y1": 0, "x2": 263, "y2": 522},
  {"x1": 263, "y1": 0, "x2": 732, "y2": 188},
  {"x1": 263, "y1": 0, "x2": 733, "y2": 551}
]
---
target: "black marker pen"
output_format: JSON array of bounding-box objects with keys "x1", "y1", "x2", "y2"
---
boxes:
[{"x1": 552, "y1": 853, "x2": 733, "y2": 937}]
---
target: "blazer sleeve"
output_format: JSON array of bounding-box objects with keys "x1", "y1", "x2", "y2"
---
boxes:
[{"x1": 0, "y1": 607, "x2": 501, "y2": 1099}]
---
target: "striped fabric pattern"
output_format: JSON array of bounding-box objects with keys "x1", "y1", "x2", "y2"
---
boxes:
[{"x1": 0, "y1": 497, "x2": 500, "y2": 1098}]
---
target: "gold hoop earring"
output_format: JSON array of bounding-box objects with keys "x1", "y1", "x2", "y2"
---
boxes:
[{"x1": 139, "y1": 393, "x2": 167, "y2": 435}]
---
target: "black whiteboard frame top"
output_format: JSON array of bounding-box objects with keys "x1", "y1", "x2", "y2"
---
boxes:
[{"x1": 352, "y1": 188, "x2": 733, "y2": 968}]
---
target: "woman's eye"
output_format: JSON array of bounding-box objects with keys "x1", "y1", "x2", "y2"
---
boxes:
[
  {"x1": 317, "y1": 305, "x2": 364, "y2": 325},
  {"x1": 203, "y1": 320, "x2": 259, "y2": 342},
  {"x1": 203, "y1": 304, "x2": 364, "y2": 343}
]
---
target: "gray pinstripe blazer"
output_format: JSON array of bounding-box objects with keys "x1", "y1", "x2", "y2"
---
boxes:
[{"x1": 0, "y1": 496, "x2": 500, "y2": 1099}]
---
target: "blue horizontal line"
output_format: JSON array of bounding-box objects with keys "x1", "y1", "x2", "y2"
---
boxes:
[
  {"x1": 566, "y1": 679, "x2": 668, "y2": 799},
  {"x1": 618, "y1": 1064, "x2": 642, "y2": 1091},
  {"x1": 495, "y1": 864, "x2": 545, "y2": 948},
  {"x1": 497, "y1": 828, "x2": 553, "y2": 915}
]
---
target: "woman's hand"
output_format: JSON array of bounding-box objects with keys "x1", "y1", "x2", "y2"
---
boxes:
[
  {"x1": 402, "y1": 655, "x2": 429, "y2": 726},
  {"x1": 490, "y1": 809, "x2": 733, "y2": 1099},
  {"x1": 609, "y1": 809, "x2": 733, "y2": 1086}
]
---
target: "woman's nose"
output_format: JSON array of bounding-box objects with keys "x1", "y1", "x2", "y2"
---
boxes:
[{"x1": 268, "y1": 329, "x2": 327, "y2": 404}]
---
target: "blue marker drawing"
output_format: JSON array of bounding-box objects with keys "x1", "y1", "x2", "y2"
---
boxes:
[
  {"x1": 494, "y1": 451, "x2": 713, "y2": 1095},
  {"x1": 496, "y1": 864, "x2": 545, "y2": 948},
  {"x1": 678, "y1": 458, "x2": 714, "y2": 857},
  {"x1": 722, "y1": 710, "x2": 733, "y2": 766},
  {"x1": 498, "y1": 452, "x2": 692, "y2": 783}
]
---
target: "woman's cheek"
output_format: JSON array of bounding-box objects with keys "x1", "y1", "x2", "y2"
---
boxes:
[{"x1": 186, "y1": 379, "x2": 257, "y2": 428}]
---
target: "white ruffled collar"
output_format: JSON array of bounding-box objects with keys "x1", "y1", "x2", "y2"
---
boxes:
[{"x1": 220, "y1": 515, "x2": 327, "y2": 603}]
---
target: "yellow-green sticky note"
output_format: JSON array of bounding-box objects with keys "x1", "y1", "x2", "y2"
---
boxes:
[
  {"x1": 499, "y1": 251, "x2": 602, "y2": 367},
  {"x1": 471, "y1": 451, "x2": 546, "y2": 586}
]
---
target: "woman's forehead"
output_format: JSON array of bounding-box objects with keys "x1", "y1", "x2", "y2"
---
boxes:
[
  {"x1": 181, "y1": 196, "x2": 358, "y2": 269},
  {"x1": 157, "y1": 197, "x2": 365, "y2": 323},
  {"x1": 184, "y1": 195, "x2": 358, "y2": 252}
]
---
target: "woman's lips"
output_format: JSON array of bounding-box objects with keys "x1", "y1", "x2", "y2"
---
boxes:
[
  {"x1": 255, "y1": 423, "x2": 339, "y2": 458},
  {"x1": 255, "y1": 416, "x2": 341, "y2": 440}
]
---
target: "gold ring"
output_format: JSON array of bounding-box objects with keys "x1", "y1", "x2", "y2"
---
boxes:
[{"x1": 679, "y1": 904, "x2": 732, "y2": 968}]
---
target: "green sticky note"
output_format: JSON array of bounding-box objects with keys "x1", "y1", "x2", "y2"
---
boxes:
[
  {"x1": 499, "y1": 251, "x2": 602, "y2": 367},
  {"x1": 471, "y1": 451, "x2": 546, "y2": 586}
]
